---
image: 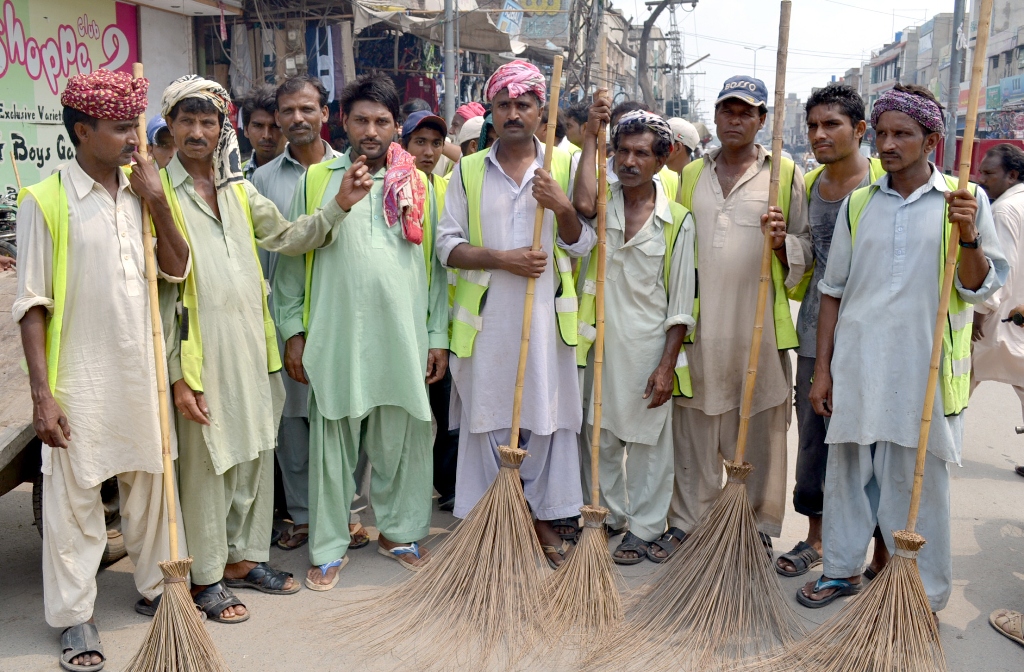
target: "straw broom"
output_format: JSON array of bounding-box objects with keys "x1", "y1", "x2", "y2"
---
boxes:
[
  {"x1": 124, "y1": 62, "x2": 231, "y2": 672},
  {"x1": 738, "y1": 2, "x2": 995, "y2": 671},
  {"x1": 544, "y1": 45, "x2": 624, "y2": 643},
  {"x1": 585, "y1": 4, "x2": 804, "y2": 670},
  {"x1": 333, "y1": 57, "x2": 566, "y2": 671}
]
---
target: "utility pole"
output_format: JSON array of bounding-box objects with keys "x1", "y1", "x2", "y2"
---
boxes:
[
  {"x1": 443, "y1": 0, "x2": 456, "y2": 122},
  {"x1": 943, "y1": 0, "x2": 966, "y2": 174},
  {"x1": 743, "y1": 44, "x2": 767, "y2": 79}
]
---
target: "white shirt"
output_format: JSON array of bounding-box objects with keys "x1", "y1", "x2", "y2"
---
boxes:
[
  {"x1": 589, "y1": 182, "x2": 696, "y2": 444},
  {"x1": 820, "y1": 166, "x2": 1008, "y2": 463},
  {"x1": 436, "y1": 138, "x2": 596, "y2": 434},
  {"x1": 972, "y1": 182, "x2": 1024, "y2": 386},
  {"x1": 13, "y1": 161, "x2": 188, "y2": 489}
]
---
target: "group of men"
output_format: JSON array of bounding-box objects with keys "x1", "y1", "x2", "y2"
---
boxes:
[{"x1": 10, "y1": 54, "x2": 1024, "y2": 670}]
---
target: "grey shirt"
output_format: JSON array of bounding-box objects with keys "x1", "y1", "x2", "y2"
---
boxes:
[{"x1": 796, "y1": 172, "x2": 871, "y2": 357}]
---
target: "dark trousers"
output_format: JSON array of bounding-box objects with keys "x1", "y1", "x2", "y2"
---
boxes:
[
  {"x1": 794, "y1": 355, "x2": 828, "y2": 517},
  {"x1": 429, "y1": 368, "x2": 459, "y2": 501}
]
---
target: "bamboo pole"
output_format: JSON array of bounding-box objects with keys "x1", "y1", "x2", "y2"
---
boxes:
[
  {"x1": 734, "y1": 0, "x2": 790, "y2": 465},
  {"x1": 10, "y1": 150, "x2": 21, "y2": 190},
  {"x1": 907, "y1": 0, "x2": 993, "y2": 534},
  {"x1": 509, "y1": 54, "x2": 563, "y2": 452}
]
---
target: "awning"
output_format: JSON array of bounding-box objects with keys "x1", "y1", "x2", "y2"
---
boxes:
[{"x1": 353, "y1": 2, "x2": 513, "y2": 54}]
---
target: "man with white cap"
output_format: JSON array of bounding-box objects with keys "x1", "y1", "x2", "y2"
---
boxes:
[{"x1": 456, "y1": 115, "x2": 486, "y2": 158}]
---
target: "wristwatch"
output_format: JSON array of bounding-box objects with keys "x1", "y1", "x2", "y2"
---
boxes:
[{"x1": 959, "y1": 233, "x2": 980, "y2": 249}]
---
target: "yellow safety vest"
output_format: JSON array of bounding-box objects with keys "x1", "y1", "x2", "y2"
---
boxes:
[
  {"x1": 678, "y1": 155, "x2": 800, "y2": 350},
  {"x1": 788, "y1": 157, "x2": 886, "y2": 301},
  {"x1": 846, "y1": 174, "x2": 974, "y2": 416},
  {"x1": 449, "y1": 146, "x2": 579, "y2": 358},
  {"x1": 300, "y1": 161, "x2": 433, "y2": 330},
  {"x1": 575, "y1": 197, "x2": 695, "y2": 397},
  {"x1": 159, "y1": 170, "x2": 282, "y2": 393}
]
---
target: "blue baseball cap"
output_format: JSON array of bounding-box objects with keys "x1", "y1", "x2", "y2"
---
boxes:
[
  {"x1": 716, "y1": 76, "x2": 768, "y2": 109},
  {"x1": 146, "y1": 116, "x2": 169, "y2": 145},
  {"x1": 402, "y1": 110, "x2": 447, "y2": 140}
]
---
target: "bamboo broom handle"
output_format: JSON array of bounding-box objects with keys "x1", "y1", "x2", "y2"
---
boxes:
[
  {"x1": 590, "y1": 44, "x2": 609, "y2": 505},
  {"x1": 133, "y1": 63, "x2": 179, "y2": 560},
  {"x1": 906, "y1": 0, "x2": 993, "y2": 534},
  {"x1": 10, "y1": 149, "x2": 21, "y2": 190},
  {"x1": 510, "y1": 55, "x2": 563, "y2": 452},
  {"x1": 735, "y1": 0, "x2": 791, "y2": 465}
]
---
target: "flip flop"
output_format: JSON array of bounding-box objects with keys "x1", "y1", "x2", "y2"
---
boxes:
[
  {"x1": 378, "y1": 541, "x2": 429, "y2": 572},
  {"x1": 304, "y1": 556, "x2": 349, "y2": 592},
  {"x1": 60, "y1": 622, "x2": 104, "y2": 671},
  {"x1": 775, "y1": 540, "x2": 822, "y2": 577},
  {"x1": 276, "y1": 524, "x2": 309, "y2": 550},
  {"x1": 193, "y1": 581, "x2": 249, "y2": 624},
  {"x1": 796, "y1": 576, "x2": 862, "y2": 609},
  {"x1": 224, "y1": 562, "x2": 300, "y2": 595}
]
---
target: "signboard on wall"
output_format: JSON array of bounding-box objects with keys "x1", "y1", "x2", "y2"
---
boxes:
[{"x1": 0, "y1": 0, "x2": 137, "y2": 195}]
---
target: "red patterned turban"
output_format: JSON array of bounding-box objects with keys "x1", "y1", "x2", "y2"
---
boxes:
[{"x1": 60, "y1": 70, "x2": 149, "y2": 121}]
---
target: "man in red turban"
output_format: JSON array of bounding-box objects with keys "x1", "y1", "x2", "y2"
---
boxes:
[{"x1": 17, "y1": 69, "x2": 190, "y2": 670}]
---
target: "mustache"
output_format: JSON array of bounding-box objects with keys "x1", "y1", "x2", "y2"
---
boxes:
[
  {"x1": 503, "y1": 120, "x2": 524, "y2": 129},
  {"x1": 186, "y1": 139, "x2": 208, "y2": 147},
  {"x1": 618, "y1": 166, "x2": 641, "y2": 176},
  {"x1": 289, "y1": 123, "x2": 313, "y2": 134},
  {"x1": 121, "y1": 145, "x2": 136, "y2": 154}
]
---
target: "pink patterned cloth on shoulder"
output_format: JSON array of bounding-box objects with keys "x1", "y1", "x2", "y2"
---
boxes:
[{"x1": 382, "y1": 142, "x2": 425, "y2": 245}]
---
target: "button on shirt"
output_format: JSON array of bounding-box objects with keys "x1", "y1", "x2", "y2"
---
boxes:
[
  {"x1": 13, "y1": 161, "x2": 189, "y2": 489},
  {"x1": 819, "y1": 166, "x2": 1008, "y2": 463}
]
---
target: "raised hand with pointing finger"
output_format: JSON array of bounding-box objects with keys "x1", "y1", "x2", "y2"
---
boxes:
[{"x1": 335, "y1": 154, "x2": 376, "y2": 212}]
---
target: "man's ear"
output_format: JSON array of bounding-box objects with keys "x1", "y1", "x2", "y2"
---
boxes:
[
  {"x1": 469, "y1": 139, "x2": 478, "y2": 154},
  {"x1": 854, "y1": 119, "x2": 867, "y2": 141}
]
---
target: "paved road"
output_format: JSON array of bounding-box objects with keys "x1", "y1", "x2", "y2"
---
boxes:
[{"x1": 1, "y1": 380, "x2": 1022, "y2": 671}]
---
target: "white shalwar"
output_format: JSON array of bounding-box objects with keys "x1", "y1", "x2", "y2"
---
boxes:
[
  {"x1": 578, "y1": 183, "x2": 696, "y2": 541},
  {"x1": 437, "y1": 138, "x2": 596, "y2": 518},
  {"x1": 14, "y1": 161, "x2": 188, "y2": 626},
  {"x1": 819, "y1": 166, "x2": 1007, "y2": 610},
  {"x1": 971, "y1": 182, "x2": 1024, "y2": 421}
]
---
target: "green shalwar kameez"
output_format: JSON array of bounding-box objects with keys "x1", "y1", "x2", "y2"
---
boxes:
[
  {"x1": 274, "y1": 151, "x2": 448, "y2": 566},
  {"x1": 163, "y1": 156, "x2": 346, "y2": 584}
]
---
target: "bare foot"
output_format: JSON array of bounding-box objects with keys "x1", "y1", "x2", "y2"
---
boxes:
[{"x1": 379, "y1": 533, "x2": 431, "y2": 569}]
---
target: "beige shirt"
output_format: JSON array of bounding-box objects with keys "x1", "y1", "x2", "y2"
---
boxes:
[
  {"x1": 14, "y1": 161, "x2": 189, "y2": 489},
  {"x1": 589, "y1": 182, "x2": 696, "y2": 444},
  {"x1": 972, "y1": 182, "x2": 1024, "y2": 386},
  {"x1": 164, "y1": 155, "x2": 343, "y2": 473},
  {"x1": 675, "y1": 145, "x2": 810, "y2": 417}
]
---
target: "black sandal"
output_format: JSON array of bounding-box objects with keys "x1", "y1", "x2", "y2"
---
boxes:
[
  {"x1": 135, "y1": 595, "x2": 207, "y2": 621},
  {"x1": 647, "y1": 527, "x2": 687, "y2": 563},
  {"x1": 193, "y1": 581, "x2": 249, "y2": 624},
  {"x1": 775, "y1": 540, "x2": 822, "y2": 577},
  {"x1": 613, "y1": 531, "x2": 651, "y2": 565},
  {"x1": 551, "y1": 517, "x2": 581, "y2": 543},
  {"x1": 60, "y1": 622, "x2": 105, "y2": 671},
  {"x1": 224, "y1": 561, "x2": 300, "y2": 595}
]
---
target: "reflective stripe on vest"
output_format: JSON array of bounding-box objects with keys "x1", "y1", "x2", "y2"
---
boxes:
[
  {"x1": 574, "y1": 197, "x2": 694, "y2": 397},
  {"x1": 788, "y1": 157, "x2": 886, "y2": 302},
  {"x1": 19, "y1": 173, "x2": 70, "y2": 393},
  {"x1": 160, "y1": 170, "x2": 282, "y2": 392},
  {"x1": 450, "y1": 145, "x2": 578, "y2": 358},
  {"x1": 678, "y1": 155, "x2": 799, "y2": 350},
  {"x1": 300, "y1": 161, "x2": 433, "y2": 331},
  {"x1": 845, "y1": 174, "x2": 975, "y2": 416}
]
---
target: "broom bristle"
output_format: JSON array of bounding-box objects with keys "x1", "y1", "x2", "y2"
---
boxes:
[
  {"x1": 334, "y1": 445, "x2": 551, "y2": 670},
  {"x1": 738, "y1": 529, "x2": 947, "y2": 672},
  {"x1": 543, "y1": 504, "x2": 625, "y2": 645},
  {"x1": 123, "y1": 557, "x2": 232, "y2": 672},
  {"x1": 586, "y1": 461, "x2": 804, "y2": 671}
]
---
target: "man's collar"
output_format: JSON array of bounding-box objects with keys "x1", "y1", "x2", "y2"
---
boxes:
[
  {"x1": 485, "y1": 136, "x2": 544, "y2": 169},
  {"x1": 609, "y1": 179, "x2": 674, "y2": 224},
  {"x1": 282, "y1": 139, "x2": 337, "y2": 168},
  {"x1": 994, "y1": 182, "x2": 1024, "y2": 205},
  {"x1": 67, "y1": 159, "x2": 129, "y2": 200},
  {"x1": 165, "y1": 153, "x2": 192, "y2": 188},
  {"x1": 875, "y1": 163, "x2": 947, "y2": 197},
  {"x1": 705, "y1": 143, "x2": 767, "y2": 167}
]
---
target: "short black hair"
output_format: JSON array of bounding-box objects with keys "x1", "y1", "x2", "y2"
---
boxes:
[
  {"x1": 540, "y1": 110, "x2": 566, "y2": 142},
  {"x1": 277, "y1": 75, "x2": 329, "y2": 109},
  {"x1": 805, "y1": 84, "x2": 865, "y2": 125},
  {"x1": 612, "y1": 118, "x2": 672, "y2": 159},
  {"x1": 153, "y1": 126, "x2": 173, "y2": 147},
  {"x1": 986, "y1": 143, "x2": 1024, "y2": 182},
  {"x1": 62, "y1": 107, "x2": 97, "y2": 147},
  {"x1": 400, "y1": 97, "x2": 431, "y2": 120},
  {"x1": 340, "y1": 74, "x2": 401, "y2": 125},
  {"x1": 891, "y1": 83, "x2": 944, "y2": 135},
  {"x1": 240, "y1": 84, "x2": 277, "y2": 128},
  {"x1": 168, "y1": 96, "x2": 224, "y2": 125},
  {"x1": 565, "y1": 101, "x2": 590, "y2": 126},
  {"x1": 611, "y1": 100, "x2": 650, "y2": 126}
]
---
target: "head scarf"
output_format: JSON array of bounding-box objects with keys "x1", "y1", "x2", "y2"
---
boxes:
[
  {"x1": 61, "y1": 70, "x2": 148, "y2": 121},
  {"x1": 382, "y1": 143, "x2": 426, "y2": 245},
  {"x1": 870, "y1": 88, "x2": 944, "y2": 135},
  {"x1": 456, "y1": 102, "x2": 486, "y2": 121},
  {"x1": 484, "y1": 60, "x2": 546, "y2": 106},
  {"x1": 161, "y1": 75, "x2": 241, "y2": 190},
  {"x1": 612, "y1": 110, "x2": 673, "y2": 148}
]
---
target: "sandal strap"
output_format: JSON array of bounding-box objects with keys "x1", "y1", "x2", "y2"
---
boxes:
[
  {"x1": 194, "y1": 581, "x2": 244, "y2": 617},
  {"x1": 812, "y1": 577, "x2": 855, "y2": 593},
  {"x1": 245, "y1": 562, "x2": 294, "y2": 590},
  {"x1": 779, "y1": 541, "x2": 821, "y2": 572},
  {"x1": 616, "y1": 531, "x2": 650, "y2": 553},
  {"x1": 317, "y1": 558, "x2": 344, "y2": 576},
  {"x1": 61, "y1": 623, "x2": 104, "y2": 661},
  {"x1": 384, "y1": 542, "x2": 421, "y2": 559}
]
